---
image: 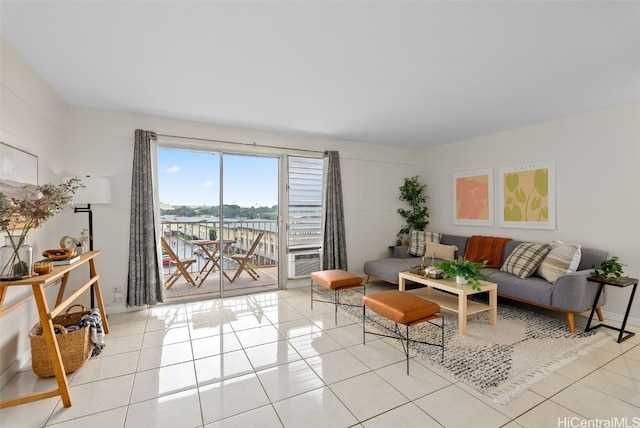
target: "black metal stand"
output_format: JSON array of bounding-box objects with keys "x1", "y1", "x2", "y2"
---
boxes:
[
  {"x1": 585, "y1": 277, "x2": 638, "y2": 343},
  {"x1": 73, "y1": 204, "x2": 95, "y2": 307}
]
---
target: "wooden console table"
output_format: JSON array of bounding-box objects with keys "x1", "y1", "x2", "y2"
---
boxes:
[{"x1": 0, "y1": 251, "x2": 109, "y2": 409}]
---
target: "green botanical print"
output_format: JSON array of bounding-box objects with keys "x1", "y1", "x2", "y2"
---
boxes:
[{"x1": 503, "y1": 168, "x2": 548, "y2": 222}]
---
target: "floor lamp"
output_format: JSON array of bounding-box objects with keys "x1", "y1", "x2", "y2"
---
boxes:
[{"x1": 67, "y1": 176, "x2": 112, "y2": 306}]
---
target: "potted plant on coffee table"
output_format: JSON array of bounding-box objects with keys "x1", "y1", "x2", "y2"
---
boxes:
[{"x1": 435, "y1": 257, "x2": 488, "y2": 291}]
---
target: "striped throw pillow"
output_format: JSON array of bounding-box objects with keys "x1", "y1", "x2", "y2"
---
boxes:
[
  {"x1": 537, "y1": 240, "x2": 582, "y2": 284},
  {"x1": 501, "y1": 242, "x2": 552, "y2": 279},
  {"x1": 407, "y1": 231, "x2": 442, "y2": 256}
]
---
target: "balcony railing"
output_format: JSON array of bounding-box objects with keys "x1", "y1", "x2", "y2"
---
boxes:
[{"x1": 161, "y1": 217, "x2": 279, "y2": 269}]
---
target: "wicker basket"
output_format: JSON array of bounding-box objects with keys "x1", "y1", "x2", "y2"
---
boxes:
[{"x1": 29, "y1": 304, "x2": 94, "y2": 378}]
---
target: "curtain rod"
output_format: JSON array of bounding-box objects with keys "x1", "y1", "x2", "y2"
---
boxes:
[{"x1": 155, "y1": 133, "x2": 324, "y2": 155}]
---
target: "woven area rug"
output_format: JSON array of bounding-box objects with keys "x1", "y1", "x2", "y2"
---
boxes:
[{"x1": 322, "y1": 289, "x2": 611, "y2": 404}]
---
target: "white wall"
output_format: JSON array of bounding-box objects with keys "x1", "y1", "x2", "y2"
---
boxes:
[
  {"x1": 420, "y1": 102, "x2": 640, "y2": 324},
  {"x1": 0, "y1": 40, "x2": 71, "y2": 383}
]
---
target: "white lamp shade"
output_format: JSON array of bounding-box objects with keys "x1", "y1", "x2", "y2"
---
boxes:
[{"x1": 65, "y1": 176, "x2": 112, "y2": 205}]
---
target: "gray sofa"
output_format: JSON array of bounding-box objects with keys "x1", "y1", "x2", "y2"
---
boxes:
[{"x1": 363, "y1": 234, "x2": 608, "y2": 333}]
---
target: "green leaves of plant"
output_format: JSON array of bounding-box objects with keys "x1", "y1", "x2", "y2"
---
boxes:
[
  {"x1": 592, "y1": 256, "x2": 626, "y2": 280},
  {"x1": 398, "y1": 176, "x2": 429, "y2": 238}
]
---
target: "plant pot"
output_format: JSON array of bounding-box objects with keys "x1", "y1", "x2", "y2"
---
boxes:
[{"x1": 456, "y1": 275, "x2": 468, "y2": 285}]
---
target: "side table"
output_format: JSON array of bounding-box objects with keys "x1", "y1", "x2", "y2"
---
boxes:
[
  {"x1": 585, "y1": 276, "x2": 638, "y2": 343},
  {"x1": 0, "y1": 251, "x2": 109, "y2": 408}
]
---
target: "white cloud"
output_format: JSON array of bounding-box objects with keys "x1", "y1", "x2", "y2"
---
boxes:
[
  {"x1": 202, "y1": 180, "x2": 214, "y2": 187},
  {"x1": 165, "y1": 166, "x2": 180, "y2": 173}
]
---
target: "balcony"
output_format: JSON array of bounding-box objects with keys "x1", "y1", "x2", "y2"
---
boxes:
[{"x1": 161, "y1": 217, "x2": 279, "y2": 300}]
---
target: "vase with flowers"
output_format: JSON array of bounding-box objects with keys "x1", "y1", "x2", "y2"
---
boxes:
[
  {"x1": 74, "y1": 229, "x2": 90, "y2": 254},
  {"x1": 0, "y1": 178, "x2": 82, "y2": 280}
]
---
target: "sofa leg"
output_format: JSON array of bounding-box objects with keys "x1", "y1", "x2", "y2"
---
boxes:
[
  {"x1": 566, "y1": 313, "x2": 576, "y2": 334},
  {"x1": 364, "y1": 274, "x2": 370, "y2": 285},
  {"x1": 596, "y1": 306, "x2": 604, "y2": 322}
]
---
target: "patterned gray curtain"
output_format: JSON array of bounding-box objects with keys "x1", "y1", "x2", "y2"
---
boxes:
[
  {"x1": 322, "y1": 151, "x2": 348, "y2": 270},
  {"x1": 127, "y1": 129, "x2": 163, "y2": 306}
]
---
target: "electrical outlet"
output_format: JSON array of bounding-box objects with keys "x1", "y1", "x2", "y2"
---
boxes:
[{"x1": 113, "y1": 287, "x2": 123, "y2": 303}]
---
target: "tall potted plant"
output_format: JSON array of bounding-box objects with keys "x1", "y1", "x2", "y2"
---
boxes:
[{"x1": 397, "y1": 176, "x2": 429, "y2": 240}]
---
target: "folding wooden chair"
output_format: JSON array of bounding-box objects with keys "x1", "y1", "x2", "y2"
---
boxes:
[
  {"x1": 228, "y1": 233, "x2": 264, "y2": 283},
  {"x1": 161, "y1": 238, "x2": 198, "y2": 289}
]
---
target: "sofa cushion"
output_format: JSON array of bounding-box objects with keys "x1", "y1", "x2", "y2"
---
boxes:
[
  {"x1": 440, "y1": 234, "x2": 468, "y2": 259},
  {"x1": 425, "y1": 242, "x2": 457, "y2": 261},
  {"x1": 487, "y1": 270, "x2": 554, "y2": 307},
  {"x1": 537, "y1": 240, "x2": 582, "y2": 284},
  {"x1": 501, "y1": 242, "x2": 552, "y2": 279},
  {"x1": 407, "y1": 230, "x2": 441, "y2": 256},
  {"x1": 364, "y1": 257, "x2": 420, "y2": 284}
]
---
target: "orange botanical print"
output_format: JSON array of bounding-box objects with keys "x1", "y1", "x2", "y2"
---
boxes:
[{"x1": 456, "y1": 175, "x2": 489, "y2": 220}]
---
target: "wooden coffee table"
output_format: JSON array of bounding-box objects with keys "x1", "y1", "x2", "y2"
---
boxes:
[{"x1": 398, "y1": 271, "x2": 497, "y2": 335}]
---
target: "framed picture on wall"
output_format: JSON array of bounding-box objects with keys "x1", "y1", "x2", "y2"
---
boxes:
[
  {"x1": 0, "y1": 142, "x2": 38, "y2": 199},
  {"x1": 453, "y1": 168, "x2": 494, "y2": 226},
  {"x1": 499, "y1": 160, "x2": 556, "y2": 230}
]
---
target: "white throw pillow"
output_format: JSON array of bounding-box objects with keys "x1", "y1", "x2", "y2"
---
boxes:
[
  {"x1": 425, "y1": 242, "x2": 458, "y2": 261},
  {"x1": 537, "y1": 240, "x2": 582, "y2": 284}
]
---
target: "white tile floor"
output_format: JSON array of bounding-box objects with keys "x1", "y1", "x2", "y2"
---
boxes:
[{"x1": 1, "y1": 286, "x2": 639, "y2": 428}]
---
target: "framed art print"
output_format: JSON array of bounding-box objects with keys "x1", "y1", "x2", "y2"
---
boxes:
[
  {"x1": 0, "y1": 142, "x2": 38, "y2": 199},
  {"x1": 499, "y1": 160, "x2": 555, "y2": 229},
  {"x1": 453, "y1": 168, "x2": 493, "y2": 226}
]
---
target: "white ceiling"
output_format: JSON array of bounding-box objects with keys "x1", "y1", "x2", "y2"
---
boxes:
[{"x1": 1, "y1": 1, "x2": 638, "y2": 149}]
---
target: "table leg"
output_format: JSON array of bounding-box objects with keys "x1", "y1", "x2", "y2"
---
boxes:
[
  {"x1": 32, "y1": 283, "x2": 72, "y2": 407},
  {"x1": 617, "y1": 282, "x2": 637, "y2": 343},
  {"x1": 55, "y1": 273, "x2": 70, "y2": 306},
  {"x1": 89, "y1": 259, "x2": 110, "y2": 334},
  {"x1": 585, "y1": 284, "x2": 605, "y2": 332},
  {"x1": 399, "y1": 276, "x2": 406, "y2": 291},
  {"x1": 458, "y1": 293, "x2": 467, "y2": 335},
  {"x1": 194, "y1": 245, "x2": 221, "y2": 286},
  {"x1": 489, "y1": 288, "x2": 497, "y2": 326}
]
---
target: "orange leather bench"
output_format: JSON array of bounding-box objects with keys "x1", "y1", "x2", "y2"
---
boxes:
[
  {"x1": 362, "y1": 290, "x2": 444, "y2": 373},
  {"x1": 310, "y1": 269, "x2": 364, "y2": 324}
]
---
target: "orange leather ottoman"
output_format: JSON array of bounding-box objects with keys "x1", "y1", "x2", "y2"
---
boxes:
[
  {"x1": 362, "y1": 290, "x2": 444, "y2": 373},
  {"x1": 310, "y1": 269, "x2": 365, "y2": 324}
]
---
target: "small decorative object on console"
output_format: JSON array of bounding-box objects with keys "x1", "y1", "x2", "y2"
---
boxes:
[{"x1": 426, "y1": 267, "x2": 443, "y2": 279}]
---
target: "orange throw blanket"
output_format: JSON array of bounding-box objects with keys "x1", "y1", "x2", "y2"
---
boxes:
[{"x1": 464, "y1": 235, "x2": 512, "y2": 269}]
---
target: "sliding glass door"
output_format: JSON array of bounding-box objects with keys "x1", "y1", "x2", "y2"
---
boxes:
[
  {"x1": 221, "y1": 153, "x2": 279, "y2": 295},
  {"x1": 157, "y1": 147, "x2": 279, "y2": 299}
]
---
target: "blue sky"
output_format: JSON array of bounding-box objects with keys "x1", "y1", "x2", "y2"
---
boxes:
[{"x1": 158, "y1": 148, "x2": 279, "y2": 207}]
